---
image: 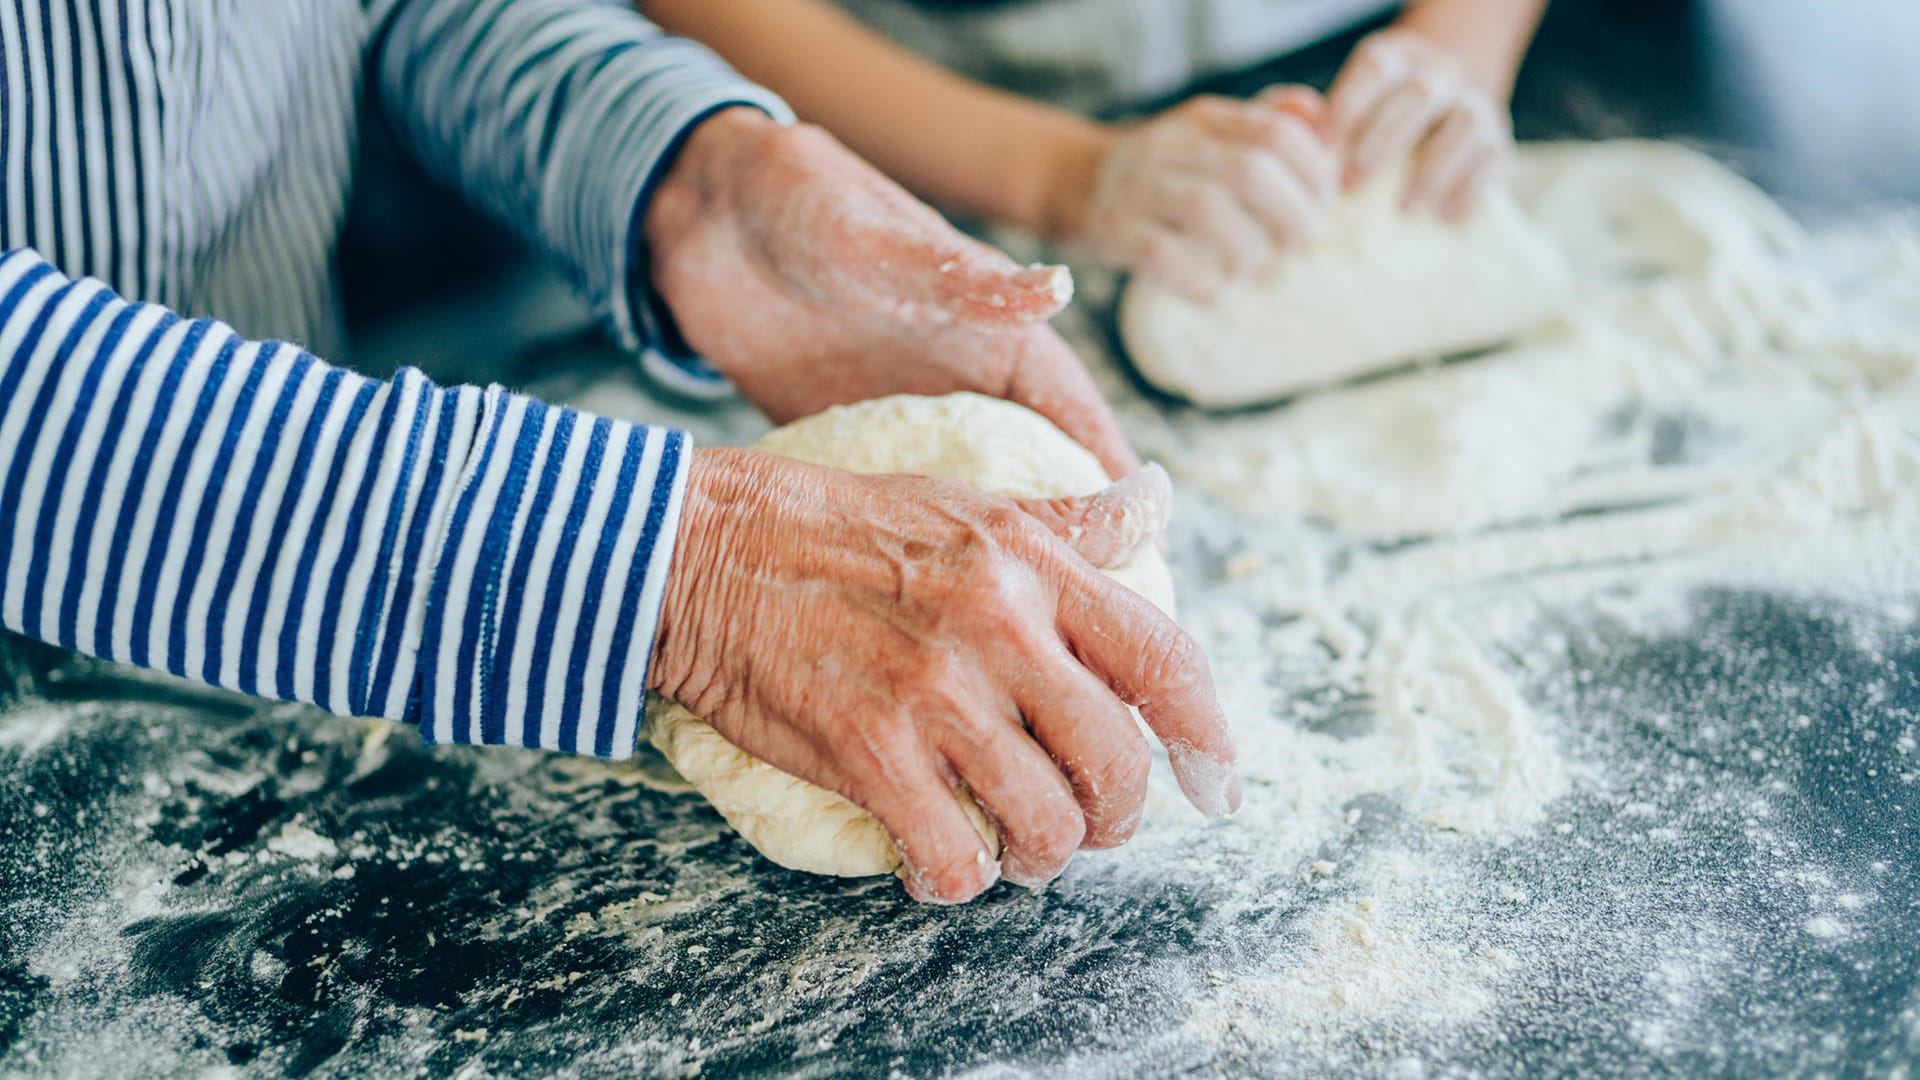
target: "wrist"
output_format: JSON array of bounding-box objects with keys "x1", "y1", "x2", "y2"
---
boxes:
[
  {"x1": 652, "y1": 447, "x2": 775, "y2": 703},
  {"x1": 1029, "y1": 121, "x2": 1115, "y2": 243},
  {"x1": 1392, "y1": 1, "x2": 1539, "y2": 99},
  {"x1": 643, "y1": 106, "x2": 781, "y2": 283}
]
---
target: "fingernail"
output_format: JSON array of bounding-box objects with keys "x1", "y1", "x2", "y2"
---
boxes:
[
  {"x1": 1168, "y1": 743, "x2": 1242, "y2": 820},
  {"x1": 1014, "y1": 263, "x2": 1074, "y2": 305}
]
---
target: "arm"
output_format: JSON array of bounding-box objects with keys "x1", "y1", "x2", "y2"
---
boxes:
[
  {"x1": 0, "y1": 245, "x2": 1239, "y2": 903},
  {"x1": 0, "y1": 247, "x2": 685, "y2": 759},
  {"x1": 641, "y1": 0, "x2": 1106, "y2": 240},
  {"x1": 1394, "y1": 0, "x2": 1547, "y2": 99},
  {"x1": 641, "y1": 0, "x2": 1338, "y2": 298},
  {"x1": 367, "y1": 0, "x2": 1141, "y2": 473}
]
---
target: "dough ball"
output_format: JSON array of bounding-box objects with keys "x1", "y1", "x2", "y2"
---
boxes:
[
  {"x1": 1119, "y1": 165, "x2": 1573, "y2": 409},
  {"x1": 646, "y1": 393, "x2": 1176, "y2": 878}
]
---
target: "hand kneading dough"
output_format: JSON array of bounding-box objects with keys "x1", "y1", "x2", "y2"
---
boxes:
[
  {"x1": 1119, "y1": 165, "x2": 1573, "y2": 408},
  {"x1": 645, "y1": 393, "x2": 1176, "y2": 878}
]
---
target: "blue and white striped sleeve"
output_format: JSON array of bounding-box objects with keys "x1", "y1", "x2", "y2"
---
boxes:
[
  {"x1": 0, "y1": 248, "x2": 688, "y2": 759},
  {"x1": 365, "y1": 0, "x2": 795, "y2": 357}
]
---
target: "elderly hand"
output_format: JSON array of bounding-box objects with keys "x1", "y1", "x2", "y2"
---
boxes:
[
  {"x1": 650, "y1": 450, "x2": 1241, "y2": 904},
  {"x1": 645, "y1": 108, "x2": 1136, "y2": 478},
  {"x1": 1326, "y1": 27, "x2": 1513, "y2": 220},
  {"x1": 1059, "y1": 88, "x2": 1337, "y2": 300}
]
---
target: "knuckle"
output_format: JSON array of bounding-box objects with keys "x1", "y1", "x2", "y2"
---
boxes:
[
  {"x1": 1137, "y1": 231, "x2": 1180, "y2": 269},
  {"x1": 1083, "y1": 735, "x2": 1153, "y2": 808},
  {"x1": 1144, "y1": 626, "x2": 1207, "y2": 694},
  {"x1": 1223, "y1": 150, "x2": 1268, "y2": 195},
  {"x1": 1109, "y1": 735, "x2": 1154, "y2": 793},
  {"x1": 1022, "y1": 801, "x2": 1087, "y2": 867}
]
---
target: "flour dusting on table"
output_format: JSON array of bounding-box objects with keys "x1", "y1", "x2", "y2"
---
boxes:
[{"x1": 2, "y1": 141, "x2": 1917, "y2": 1078}]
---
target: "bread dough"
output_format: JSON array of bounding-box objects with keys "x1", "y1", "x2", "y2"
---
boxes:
[
  {"x1": 1118, "y1": 165, "x2": 1574, "y2": 408},
  {"x1": 645, "y1": 393, "x2": 1177, "y2": 877}
]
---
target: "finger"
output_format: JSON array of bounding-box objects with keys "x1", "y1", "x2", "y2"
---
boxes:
[
  {"x1": 1016, "y1": 653, "x2": 1153, "y2": 849},
  {"x1": 1257, "y1": 84, "x2": 1329, "y2": 134},
  {"x1": 787, "y1": 124, "x2": 1075, "y2": 329},
  {"x1": 1345, "y1": 79, "x2": 1450, "y2": 190},
  {"x1": 1185, "y1": 108, "x2": 1336, "y2": 225},
  {"x1": 1404, "y1": 104, "x2": 1490, "y2": 215},
  {"x1": 1222, "y1": 146, "x2": 1325, "y2": 250},
  {"x1": 1004, "y1": 328, "x2": 1142, "y2": 479},
  {"x1": 938, "y1": 713, "x2": 1086, "y2": 888},
  {"x1": 865, "y1": 750, "x2": 1004, "y2": 904},
  {"x1": 914, "y1": 245, "x2": 1074, "y2": 328},
  {"x1": 1326, "y1": 39, "x2": 1405, "y2": 145},
  {"x1": 1132, "y1": 221, "x2": 1230, "y2": 300},
  {"x1": 1186, "y1": 99, "x2": 1335, "y2": 203},
  {"x1": 1440, "y1": 151, "x2": 1504, "y2": 223},
  {"x1": 1055, "y1": 569, "x2": 1241, "y2": 818},
  {"x1": 1159, "y1": 179, "x2": 1270, "y2": 279},
  {"x1": 1009, "y1": 463, "x2": 1172, "y2": 569}
]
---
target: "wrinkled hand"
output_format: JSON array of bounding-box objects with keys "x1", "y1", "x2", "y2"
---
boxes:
[
  {"x1": 651, "y1": 449, "x2": 1241, "y2": 904},
  {"x1": 645, "y1": 108, "x2": 1136, "y2": 477},
  {"x1": 1063, "y1": 88, "x2": 1337, "y2": 299},
  {"x1": 1326, "y1": 28, "x2": 1512, "y2": 220}
]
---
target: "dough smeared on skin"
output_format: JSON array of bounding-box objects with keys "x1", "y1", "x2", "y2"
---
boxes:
[
  {"x1": 646, "y1": 393, "x2": 1176, "y2": 878},
  {"x1": 1119, "y1": 163, "x2": 1573, "y2": 409}
]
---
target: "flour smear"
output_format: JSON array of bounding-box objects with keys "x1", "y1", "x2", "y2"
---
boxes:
[{"x1": 998, "y1": 139, "x2": 1920, "y2": 1072}]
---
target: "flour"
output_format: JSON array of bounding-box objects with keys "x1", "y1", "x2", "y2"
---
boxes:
[
  {"x1": 646, "y1": 393, "x2": 1177, "y2": 879},
  {"x1": 1119, "y1": 165, "x2": 1574, "y2": 407},
  {"x1": 1021, "y1": 139, "x2": 1920, "y2": 1065},
  {"x1": 4, "y1": 140, "x2": 1917, "y2": 1079}
]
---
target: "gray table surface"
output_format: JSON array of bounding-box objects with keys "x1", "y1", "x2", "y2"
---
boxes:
[{"x1": 7, "y1": 3, "x2": 1920, "y2": 1077}]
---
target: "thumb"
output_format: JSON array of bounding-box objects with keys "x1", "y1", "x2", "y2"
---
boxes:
[{"x1": 1012, "y1": 464, "x2": 1172, "y2": 570}]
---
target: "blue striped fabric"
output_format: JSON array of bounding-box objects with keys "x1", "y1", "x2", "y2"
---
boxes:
[
  {"x1": 0, "y1": 1, "x2": 792, "y2": 757},
  {"x1": 0, "y1": 249, "x2": 692, "y2": 757}
]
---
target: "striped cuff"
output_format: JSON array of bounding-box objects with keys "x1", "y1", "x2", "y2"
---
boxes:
[
  {"x1": 609, "y1": 50, "x2": 795, "y2": 357},
  {"x1": 413, "y1": 388, "x2": 692, "y2": 759},
  {"x1": 0, "y1": 247, "x2": 691, "y2": 761}
]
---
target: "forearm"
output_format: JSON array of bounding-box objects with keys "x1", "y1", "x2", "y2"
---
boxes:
[
  {"x1": 641, "y1": 0, "x2": 1109, "y2": 238},
  {"x1": 1394, "y1": 0, "x2": 1548, "y2": 97},
  {"x1": 0, "y1": 248, "x2": 688, "y2": 759}
]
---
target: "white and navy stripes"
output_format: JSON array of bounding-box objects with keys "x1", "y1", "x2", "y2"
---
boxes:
[
  {"x1": 1, "y1": 249, "x2": 692, "y2": 756},
  {"x1": 0, "y1": 1, "x2": 791, "y2": 757}
]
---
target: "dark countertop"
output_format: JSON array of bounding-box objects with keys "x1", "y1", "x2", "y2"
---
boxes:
[{"x1": 7, "y1": 2, "x2": 1920, "y2": 1076}]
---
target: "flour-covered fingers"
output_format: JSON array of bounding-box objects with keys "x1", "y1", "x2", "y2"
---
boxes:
[
  {"x1": 1131, "y1": 221, "x2": 1229, "y2": 300},
  {"x1": 1222, "y1": 145, "x2": 1326, "y2": 251},
  {"x1": 1406, "y1": 103, "x2": 1498, "y2": 215},
  {"x1": 1344, "y1": 79, "x2": 1449, "y2": 189},
  {"x1": 1209, "y1": 102, "x2": 1337, "y2": 207},
  {"x1": 1004, "y1": 329, "x2": 1141, "y2": 479},
  {"x1": 1056, "y1": 571, "x2": 1240, "y2": 819},
  {"x1": 869, "y1": 750, "x2": 1004, "y2": 903},
  {"x1": 1016, "y1": 653, "x2": 1153, "y2": 849},
  {"x1": 939, "y1": 713, "x2": 1086, "y2": 887},
  {"x1": 1440, "y1": 151, "x2": 1504, "y2": 223},
  {"x1": 1325, "y1": 39, "x2": 1404, "y2": 147},
  {"x1": 1159, "y1": 177, "x2": 1270, "y2": 279},
  {"x1": 1009, "y1": 463, "x2": 1171, "y2": 570}
]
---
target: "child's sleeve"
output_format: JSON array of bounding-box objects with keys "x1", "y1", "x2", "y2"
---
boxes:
[{"x1": 0, "y1": 247, "x2": 688, "y2": 759}]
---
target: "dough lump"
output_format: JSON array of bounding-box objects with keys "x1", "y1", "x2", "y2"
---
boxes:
[
  {"x1": 645, "y1": 393, "x2": 1176, "y2": 877},
  {"x1": 1119, "y1": 165, "x2": 1573, "y2": 408}
]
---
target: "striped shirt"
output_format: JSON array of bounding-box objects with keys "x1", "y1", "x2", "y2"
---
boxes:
[{"x1": 0, "y1": 1, "x2": 792, "y2": 759}]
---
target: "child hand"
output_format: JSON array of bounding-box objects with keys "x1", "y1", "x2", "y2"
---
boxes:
[
  {"x1": 1062, "y1": 88, "x2": 1338, "y2": 300},
  {"x1": 1326, "y1": 28, "x2": 1513, "y2": 221}
]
